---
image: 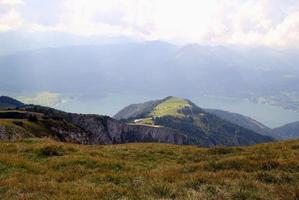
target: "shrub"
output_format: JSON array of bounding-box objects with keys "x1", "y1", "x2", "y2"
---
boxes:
[
  {"x1": 207, "y1": 147, "x2": 238, "y2": 155},
  {"x1": 12, "y1": 121, "x2": 23, "y2": 127},
  {"x1": 38, "y1": 145, "x2": 65, "y2": 157},
  {"x1": 259, "y1": 160, "x2": 279, "y2": 170},
  {"x1": 28, "y1": 114, "x2": 38, "y2": 122}
]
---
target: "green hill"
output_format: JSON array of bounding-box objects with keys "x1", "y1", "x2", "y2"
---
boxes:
[
  {"x1": 0, "y1": 138, "x2": 298, "y2": 199},
  {"x1": 114, "y1": 96, "x2": 273, "y2": 147}
]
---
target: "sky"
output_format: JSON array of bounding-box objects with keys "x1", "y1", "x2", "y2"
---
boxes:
[{"x1": 0, "y1": 0, "x2": 299, "y2": 47}]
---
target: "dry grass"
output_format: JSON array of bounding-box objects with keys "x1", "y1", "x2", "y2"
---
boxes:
[{"x1": 0, "y1": 139, "x2": 299, "y2": 199}]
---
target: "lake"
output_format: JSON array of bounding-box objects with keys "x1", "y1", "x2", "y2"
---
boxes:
[{"x1": 54, "y1": 93, "x2": 299, "y2": 128}]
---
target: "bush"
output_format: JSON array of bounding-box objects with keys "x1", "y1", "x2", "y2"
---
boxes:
[
  {"x1": 38, "y1": 145, "x2": 65, "y2": 157},
  {"x1": 12, "y1": 121, "x2": 23, "y2": 127},
  {"x1": 259, "y1": 160, "x2": 279, "y2": 170},
  {"x1": 28, "y1": 114, "x2": 38, "y2": 122}
]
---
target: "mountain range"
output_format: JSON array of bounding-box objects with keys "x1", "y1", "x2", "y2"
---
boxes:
[{"x1": 1, "y1": 42, "x2": 299, "y2": 112}]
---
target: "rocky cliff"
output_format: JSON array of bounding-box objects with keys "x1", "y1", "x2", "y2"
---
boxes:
[
  {"x1": 0, "y1": 105, "x2": 191, "y2": 145},
  {"x1": 57, "y1": 113, "x2": 191, "y2": 145}
]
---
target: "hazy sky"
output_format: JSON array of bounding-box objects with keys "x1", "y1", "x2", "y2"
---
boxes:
[{"x1": 0, "y1": 0, "x2": 299, "y2": 46}]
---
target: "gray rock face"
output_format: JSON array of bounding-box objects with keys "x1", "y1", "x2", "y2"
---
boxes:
[{"x1": 65, "y1": 113, "x2": 190, "y2": 145}]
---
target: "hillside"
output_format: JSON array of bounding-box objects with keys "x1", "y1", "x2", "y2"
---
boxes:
[
  {"x1": 205, "y1": 109, "x2": 271, "y2": 135},
  {"x1": 0, "y1": 96, "x2": 24, "y2": 109},
  {"x1": 271, "y1": 121, "x2": 299, "y2": 140},
  {"x1": 114, "y1": 96, "x2": 273, "y2": 146},
  {"x1": 0, "y1": 138, "x2": 298, "y2": 199}
]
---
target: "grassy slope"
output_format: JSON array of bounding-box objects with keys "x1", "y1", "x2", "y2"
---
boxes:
[
  {"x1": 131, "y1": 97, "x2": 190, "y2": 125},
  {"x1": 150, "y1": 97, "x2": 190, "y2": 118},
  {"x1": 0, "y1": 139, "x2": 299, "y2": 199}
]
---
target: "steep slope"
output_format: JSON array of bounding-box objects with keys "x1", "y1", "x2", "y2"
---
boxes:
[
  {"x1": 270, "y1": 121, "x2": 299, "y2": 140},
  {"x1": 0, "y1": 96, "x2": 24, "y2": 109},
  {"x1": 205, "y1": 109, "x2": 271, "y2": 135},
  {"x1": 114, "y1": 97, "x2": 273, "y2": 146}
]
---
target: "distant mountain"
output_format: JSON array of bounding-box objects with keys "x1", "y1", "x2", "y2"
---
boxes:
[
  {"x1": 270, "y1": 121, "x2": 299, "y2": 140},
  {"x1": 0, "y1": 31, "x2": 140, "y2": 56},
  {"x1": 1, "y1": 42, "x2": 298, "y2": 102},
  {"x1": 204, "y1": 109, "x2": 271, "y2": 135},
  {"x1": 114, "y1": 96, "x2": 273, "y2": 146},
  {"x1": 0, "y1": 96, "x2": 24, "y2": 109}
]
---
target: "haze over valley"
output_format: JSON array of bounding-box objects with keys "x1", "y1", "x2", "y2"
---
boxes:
[{"x1": 1, "y1": 40, "x2": 299, "y2": 128}]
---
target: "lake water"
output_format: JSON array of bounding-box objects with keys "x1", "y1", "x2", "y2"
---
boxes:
[{"x1": 55, "y1": 93, "x2": 299, "y2": 128}]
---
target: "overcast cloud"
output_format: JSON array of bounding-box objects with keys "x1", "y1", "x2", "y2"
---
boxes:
[{"x1": 0, "y1": 0, "x2": 298, "y2": 46}]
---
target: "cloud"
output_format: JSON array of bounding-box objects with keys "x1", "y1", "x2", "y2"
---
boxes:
[
  {"x1": 0, "y1": 0, "x2": 23, "y2": 31},
  {"x1": 0, "y1": 8, "x2": 23, "y2": 31},
  {"x1": 0, "y1": 0, "x2": 299, "y2": 47},
  {"x1": 0, "y1": 0, "x2": 23, "y2": 5}
]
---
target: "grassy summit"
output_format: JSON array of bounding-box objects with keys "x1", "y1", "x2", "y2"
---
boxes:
[
  {"x1": 0, "y1": 139, "x2": 299, "y2": 199},
  {"x1": 131, "y1": 97, "x2": 191, "y2": 125},
  {"x1": 150, "y1": 97, "x2": 191, "y2": 118}
]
